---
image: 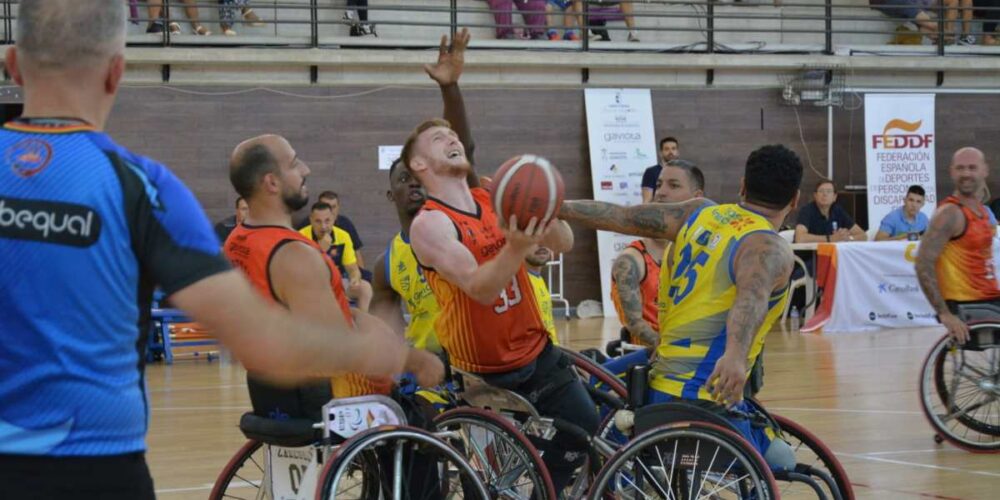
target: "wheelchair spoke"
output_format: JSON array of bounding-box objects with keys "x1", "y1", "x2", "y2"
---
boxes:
[
  {"x1": 694, "y1": 444, "x2": 720, "y2": 498},
  {"x1": 688, "y1": 439, "x2": 700, "y2": 500}
]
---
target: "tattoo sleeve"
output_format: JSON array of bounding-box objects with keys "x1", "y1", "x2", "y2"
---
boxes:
[
  {"x1": 559, "y1": 199, "x2": 713, "y2": 241},
  {"x1": 915, "y1": 207, "x2": 961, "y2": 315},
  {"x1": 726, "y1": 235, "x2": 793, "y2": 359},
  {"x1": 612, "y1": 251, "x2": 658, "y2": 346}
]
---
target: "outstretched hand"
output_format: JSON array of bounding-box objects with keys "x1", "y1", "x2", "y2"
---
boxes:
[{"x1": 425, "y1": 28, "x2": 470, "y2": 86}]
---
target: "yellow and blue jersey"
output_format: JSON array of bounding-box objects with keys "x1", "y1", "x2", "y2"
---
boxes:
[
  {"x1": 651, "y1": 204, "x2": 789, "y2": 402},
  {"x1": 300, "y1": 225, "x2": 357, "y2": 274},
  {"x1": 386, "y1": 232, "x2": 441, "y2": 353},
  {"x1": 528, "y1": 270, "x2": 559, "y2": 345}
]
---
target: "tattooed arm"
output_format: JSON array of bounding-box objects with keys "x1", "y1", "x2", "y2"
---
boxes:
[
  {"x1": 559, "y1": 198, "x2": 714, "y2": 242},
  {"x1": 707, "y1": 233, "x2": 793, "y2": 406},
  {"x1": 915, "y1": 204, "x2": 969, "y2": 343},
  {"x1": 612, "y1": 248, "x2": 658, "y2": 346}
]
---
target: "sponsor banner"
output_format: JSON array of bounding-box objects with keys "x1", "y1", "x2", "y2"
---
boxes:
[
  {"x1": 584, "y1": 89, "x2": 658, "y2": 316},
  {"x1": 825, "y1": 241, "x2": 936, "y2": 332},
  {"x1": 864, "y1": 94, "x2": 937, "y2": 230}
]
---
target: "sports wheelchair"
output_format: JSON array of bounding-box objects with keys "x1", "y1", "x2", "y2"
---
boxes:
[
  {"x1": 919, "y1": 301, "x2": 1000, "y2": 452},
  {"x1": 210, "y1": 394, "x2": 490, "y2": 499},
  {"x1": 561, "y1": 347, "x2": 854, "y2": 500}
]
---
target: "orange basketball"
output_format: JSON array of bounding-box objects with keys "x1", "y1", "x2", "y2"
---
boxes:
[{"x1": 490, "y1": 155, "x2": 564, "y2": 230}]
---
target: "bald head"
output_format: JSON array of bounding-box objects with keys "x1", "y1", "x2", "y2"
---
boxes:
[
  {"x1": 229, "y1": 135, "x2": 287, "y2": 200},
  {"x1": 949, "y1": 146, "x2": 989, "y2": 197},
  {"x1": 17, "y1": 0, "x2": 126, "y2": 69}
]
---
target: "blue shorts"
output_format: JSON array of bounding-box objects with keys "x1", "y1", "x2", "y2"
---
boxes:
[
  {"x1": 548, "y1": 0, "x2": 573, "y2": 10},
  {"x1": 872, "y1": 0, "x2": 927, "y2": 21},
  {"x1": 647, "y1": 389, "x2": 777, "y2": 465}
]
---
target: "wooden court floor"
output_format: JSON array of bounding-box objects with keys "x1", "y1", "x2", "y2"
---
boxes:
[{"x1": 145, "y1": 318, "x2": 1000, "y2": 499}]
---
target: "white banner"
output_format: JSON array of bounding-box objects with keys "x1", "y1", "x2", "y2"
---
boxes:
[
  {"x1": 584, "y1": 89, "x2": 658, "y2": 317},
  {"x1": 825, "y1": 241, "x2": 937, "y2": 332},
  {"x1": 864, "y1": 94, "x2": 937, "y2": 231},
  {"x1": 268, "y1": 445, "x2": 316, "y2": 500}
]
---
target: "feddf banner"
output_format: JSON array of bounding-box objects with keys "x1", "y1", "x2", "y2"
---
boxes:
[
  {"x1": 864, "y1": 94, "x2": 937, "y2": 230},
  {"x1": 584, "y1": 89, "x2": 658, "y2": 317}
]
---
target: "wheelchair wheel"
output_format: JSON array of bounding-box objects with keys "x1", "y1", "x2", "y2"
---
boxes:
[
  {"x1": 588, "y1": 421, "x2": 778, "y2": 500},
  {"x1": 316, "y1": 426, "x2": 490, "y2": 499},
  {"x1": 434, "y1": 407, "x2": 557, "y2": 499},
  {"x1": 772, "y1": 413, "x2": 854, "y2": 500},
  {"x1": 919, "y1": 329, "x2": 1000, "y2": 452},
  {"x1": 209, "y1": 440, "x2": 266, "y2": 500}
]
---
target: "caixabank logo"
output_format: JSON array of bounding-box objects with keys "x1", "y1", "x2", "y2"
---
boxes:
[{"x1": 872, "y1": 119, "x2": 933, "y2": 149}]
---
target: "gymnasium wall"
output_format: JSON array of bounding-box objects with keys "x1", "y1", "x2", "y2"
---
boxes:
[{"x1": 101, "y1": 86, "x2": 1000, "y2": 304}]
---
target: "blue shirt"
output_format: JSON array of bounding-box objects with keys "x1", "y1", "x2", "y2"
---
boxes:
[
  {"x1": 878, "y1": 207, "x2": 929, "y2": 238},
  {"x1": 0, "y1": 118, "x2": 229, "y2": 456}
]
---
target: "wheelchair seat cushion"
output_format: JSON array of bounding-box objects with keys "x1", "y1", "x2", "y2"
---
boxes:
[{"x1": 238, "y1": 412, "x2": 321, "y2": 447}]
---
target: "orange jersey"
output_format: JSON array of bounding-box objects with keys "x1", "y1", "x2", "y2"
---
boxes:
[
  {"x1": 611, "y1": 240, "x2": 661, "y2": 346},
  {"x1": 936, "y1": 196, "x2": 1000, "y2": 302},
  {"x1": 224, "y1": 224, "x2": 392, "y2": 397},
  {"x1": 421, "y1": 188, "x2": 548, "y2": 373}
]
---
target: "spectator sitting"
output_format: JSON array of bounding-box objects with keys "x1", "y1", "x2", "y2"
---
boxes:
[
  {"x1": 975, "y1": 0, "x2": 1000, "y2": 45},
  {"x1": 794, "y1": 180, "x2": 868, "y2": 243},
  {"x1": 487, "y1": 0, "x2": 548, "y2": 39},
  {"x1": 586, "y1": 0, "x2": 641, "y2": 41},
  {"x1": 640, "y1": 136, "x2": 680, "y2": 203},
  {"x1": 145, "y1": 0, "x2": 210, "y2": 35},
  {"x1": 874, "y1": 185, "x2": 930, "y2": 241},
  {"x1": 546, "y1": 0, "x2": 583, "y2": 40},
  {"x1": 214, "y1": 196, "x2": 249, "y2": 244},
  {"x1": 869, "y1": 0, "x2": 960, "y2": 44},
  {"x1": 345, "y1": 0, "x2": 376, "y2": 37},
  {"x1": 217, "y1": 0, "x2": 265, "y2": 36},
  {"x1": 302, "y1": 202, "x2": 373, "y2": 311}
]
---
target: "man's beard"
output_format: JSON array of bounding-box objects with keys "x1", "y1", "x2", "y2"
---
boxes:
[{"x1": 282, "y1": 190, "x2": 309, "y2": 212}]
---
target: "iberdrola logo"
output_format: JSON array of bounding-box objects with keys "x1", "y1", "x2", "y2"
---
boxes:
[{"x1": 872, "y1": 119, "x2": 933, "y2": 149}]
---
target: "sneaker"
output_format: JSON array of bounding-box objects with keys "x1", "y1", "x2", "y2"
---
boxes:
[
  {"x1": 146, "y1": 21, "x2": 164, "y2": 34},
  {"x1": 628, "y1": 31, "x2": 640, "y2": 42},
  {"x1": 530, "y1": 32, "x2": 548, "y2": 40},
  {"x1": 564, "y1": 30, "x2": 580, "y2": 41},
  {"x1": 959, "y1": 34, "x2": 977, "y2": 46},
  {"x1": 548, "y1": 29, "x2": 561, "y2": 41}
]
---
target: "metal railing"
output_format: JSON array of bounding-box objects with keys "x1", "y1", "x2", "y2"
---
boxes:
[{"x1": 3, "y1": 1, "x2": 1000, "y2": 56}]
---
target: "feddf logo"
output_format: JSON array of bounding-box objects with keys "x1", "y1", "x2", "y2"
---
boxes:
[{"x1": 872, "y1": 119, "x2": 933, "y2": 149}]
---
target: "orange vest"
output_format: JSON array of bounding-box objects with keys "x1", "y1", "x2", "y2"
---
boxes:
[
  {"x1": 937, "y1": 196, "x2": 1000, "y2": 303},
  {"x1": 421, "y1": 188, "x2": 548, "y2": 373},
  {"x1": 224, "y1": 224, "x2": 392, "y2": 397},
  {"x1": 611, "y1": 239, "x2": 661, "y2": 347}
]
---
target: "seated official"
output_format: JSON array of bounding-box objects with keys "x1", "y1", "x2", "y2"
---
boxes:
[
  {"x1": 794, "y1": 180, "x2": 867, "y2": 243},
  {"x1": 875, "y1": 185, "x2": 930, "y2": 241}
]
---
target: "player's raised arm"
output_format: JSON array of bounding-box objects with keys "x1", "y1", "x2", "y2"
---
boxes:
[
  {"x1": 425, "y1": 28, "x2": 478, "y2": 188},
  {"x1": 559, "y1": 198, "x2": 714, "y2": 241}
]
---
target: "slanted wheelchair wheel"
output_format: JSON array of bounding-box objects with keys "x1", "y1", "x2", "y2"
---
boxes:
[
  {"x1": 210, "y1": 440, "x2": 266, "y2": 500},
  {"x1": 920, "y1": 328, "x2": 1000, "y2": 452},
  {"x1": 587, "y1": 421, "x2": 778, "y2": 500},
  {"x1": 434, "y1": 407, "x2": 557, "y2": 500},
  {"x1": 316, "y1": 427, "x2": 490, "y2": 499},
  {"x1": 772, "y1": 413, "x2": 854, "y2": 500}
]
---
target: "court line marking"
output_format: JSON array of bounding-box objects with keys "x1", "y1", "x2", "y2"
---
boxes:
[
  {"x1": 155, "y1": 483, "x2": 216, "y2": 494},
  {"x1": 860, "y1": 448, "x2": 963, "y2": 456},
  {"x1": 768, "y1": 406, "x2": 923, "y2": 416},
  {"x1": 838, "y1": 451, "x2": 1000, "y2": 478}
]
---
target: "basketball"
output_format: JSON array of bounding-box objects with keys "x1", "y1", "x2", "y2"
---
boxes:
[{"x1": 490, "y1": 154, "x2": 565, "y2": 231}]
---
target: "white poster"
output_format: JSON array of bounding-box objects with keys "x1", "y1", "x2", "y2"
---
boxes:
[
  {"x1": 378, "y1": 145, "x2": 402, "y2": 171},
  {"x1": 584, "y1": 89, "x2": 658, "y2": 317},
  {"x1": 864, "y1": 94, "x2": 937, "y2": 231}
]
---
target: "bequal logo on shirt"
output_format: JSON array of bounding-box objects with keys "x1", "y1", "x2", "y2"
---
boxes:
[{"x1": 0, "y1": 196, "x2": 102, "y2": 247}]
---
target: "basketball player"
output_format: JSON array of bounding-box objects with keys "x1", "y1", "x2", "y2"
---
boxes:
[
  {"x1": 402, "y1": 124, "x2": 596, "y2": 490},
  {"x1": 371, "y1": 29, "x2": 473, "y2": 353},
  {"x1": 225, "y1": 135, "x2": 443, "y2": 405},
  {"x1": 0, "y1": 3, "x2": 431, "y2": 496},
  {"x1": 525, "y1": 246, "x2": 560, "y2": 344},
  {"x1": 916, "y1": 147, "x2": 1000, "y2": 344},
  {"x1": 559, "y1": 145, "x2": 802, "y2": 470}
]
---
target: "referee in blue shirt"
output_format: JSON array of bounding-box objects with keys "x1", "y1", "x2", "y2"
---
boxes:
[
  {"x1": 874, "y1": 185, "x2": 929, "y2": 241},
  {"x1": 0, "y1": 2, "x2": 440, "y2": 498}
]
